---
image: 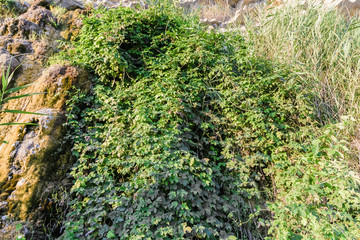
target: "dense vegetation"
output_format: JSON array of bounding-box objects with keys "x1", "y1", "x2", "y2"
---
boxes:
[
  {"x1": 245, "y1": 1, "x2": 360, "y2": 125},
  {"x1": 56, "y1": 2, "x2": 360, "y2": 239}
]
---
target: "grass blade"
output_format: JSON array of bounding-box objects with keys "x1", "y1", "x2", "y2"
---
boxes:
[
  {"x1": 0, "y1": 110, "x2": 48, "y2": 115},
  {"x1": 4, "y1": 83, "x2": 34, "y2": 95},
  {"x1": 2, "y1": 68, "x2": 8, "y2": 93},
  {"x1": 0, "y1": 122, "x2": 38, "y2": 126},
  {"x1": 3, "y1": 92, "x2": 45, "y2": 102}
]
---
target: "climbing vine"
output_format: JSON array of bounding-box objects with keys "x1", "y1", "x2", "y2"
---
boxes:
[{"x1": 59, "y1": 3, "x2": 360, "y2": 239}]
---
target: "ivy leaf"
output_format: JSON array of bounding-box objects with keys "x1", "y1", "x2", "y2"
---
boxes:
[{"x1": 106, "y1": 230, "x2": 116, "y2": 239}]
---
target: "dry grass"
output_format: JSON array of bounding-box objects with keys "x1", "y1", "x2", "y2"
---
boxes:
[
  {"x1": 244, "y1": 0, "x2": 360, "y2": 170},
  {"x1": 245, "y1": 1, "x2": 360, "y2": 123},
  {"x1": 0, "y1": 1, "x2": 17, "y2": 18},
  {"x1": 199, "y1": 0, "x2": 234, "y2": 21}
]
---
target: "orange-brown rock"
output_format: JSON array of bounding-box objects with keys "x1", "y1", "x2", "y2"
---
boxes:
[
  {"x1": 20, "y1": 5, "x2": 56, "y2": 27},
  {"x1": 60, "y1": 9, "x2": 85, "y2": 40},
  {"x1": 0, "y1": 65, "x2": 90, "y2": 221}
]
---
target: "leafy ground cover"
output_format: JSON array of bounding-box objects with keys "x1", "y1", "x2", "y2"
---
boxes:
[{"x1": 57, "y1": 2, "x2": 360, "y2": 239}]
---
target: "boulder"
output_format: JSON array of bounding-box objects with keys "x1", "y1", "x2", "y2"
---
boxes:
[
  {"x1": 0, "y1": 65, "x2": 90, "y2": 222},
  {"x1": 20, "y1": 5, "x2": 56, "y2": 27},
  {"x1": 179, "y1": 0, "x2": 200, "y2": 10},
  {"x1": 10, "y1": 1, "x2": 31, "y2": 13},
  {"x1": 0, "y1": 49, "x2": 20, "y2": 79},
  {"x1": 6, "y1": 39, "x2": 32, "y2": 55},
  {"x1": 59, "y1": 9, "x2": 84, "y2": 40},
  {"x1": 338, "y1": 0, "x2": 360, "y2": 14},
  {"x1": 0, "y1": 18, "x2": 41, "y2": 39},
  {"x1": 27, "y1": 0, "x2": 52, "y2": 7},
  {"x1": 0, "y1": 0, "x2": 30, "y2": 15},
  {"x1": 228, "y1": 0, "x2": 263, "y2": 8},
  {"x1": 52, "y1": 0, "x2": 84, "y2": 10},
  {"x1": 26, "y1": 0, "x2": 84, "y2": 9}
]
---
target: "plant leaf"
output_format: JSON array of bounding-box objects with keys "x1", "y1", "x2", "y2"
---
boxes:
[
  {"x1": 3, "y1": 93, "x2": 45, "y2": 103},
  {"x1": 4, "y1": 83, "x2": 34, "y2": 95},
  {"x1": 0, "y1": 122, "x2": 38, "y2": 126},
  {"x1": 0, "y1": 110, "x2": 48, "y2": 115}
]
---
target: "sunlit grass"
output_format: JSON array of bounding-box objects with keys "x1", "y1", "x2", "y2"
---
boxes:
[
  {"x1": 245, "y1": 1, "x2": 360, "y2": 123},
  {"x1": 244, "y1": 0, "x2": 360, "y2": 170}
]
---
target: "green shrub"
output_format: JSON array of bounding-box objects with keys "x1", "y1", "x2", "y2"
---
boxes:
[
  {"x1": 59, "y1": 3, "x2": 360, "y2": 240},
  {"x1": 269, "y1": 117, "x2": 360, "y2": 239},
  {"x1": 65, "y1": 6, "x2": 194, "y2": 83},
  {"x1": 61, "y1": 5, "x2": 315, "y2": 239}
]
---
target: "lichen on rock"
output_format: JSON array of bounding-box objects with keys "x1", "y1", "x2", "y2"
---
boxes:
[{"x1": 0, "y1": 64, "x2": 89, "y2": 218}]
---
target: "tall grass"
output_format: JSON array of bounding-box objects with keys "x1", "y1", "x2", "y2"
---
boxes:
[
  {"x1": 245, "y1": 1, "x2": 360, "y2": 124},
  {"x1": 242, "y1": 3, "x2": 360, "y2": 237},
  {"x1": 200, "y1": 0, "x2": 233, "y2": 22},
  {"x1": 0, "y1": 63, "x2": 46, "y2": 143},
  {"x1": 0, "y1": 0, "x2": 19, "y2": 17}
]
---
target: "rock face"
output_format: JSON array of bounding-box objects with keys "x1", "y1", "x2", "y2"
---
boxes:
[
  {"x1": 228, "y1": 0, "x2": 263, "y2": 8},
  {"x1": 59, "y1": 9, "x2": 86, "y2": 40},
  {"x1": 0, "y1": 1, "x2": 90, "y2": 238},
  {"x1": 0, "y1": 2, "x2": 61, "y2": 78},
  {"x1": 20, "y1": 5, "x2": 55, "y2": 27},
  {"x1": 0, "y1": 65, "x2": 89, "y2": 220},
  {"x1": 26, "y1": 0, "x2": 83, "y2": 9},
  {"x1": 0, "y1": 48, "x2": 20, "y2": 78},
  {"x1": 25, "y1": 0, "x2": 147, "y2": 9},
  {"x1": 339, "y1": 0, "x2": 360, "y2": 14},
  {"x1": 53, "y1": 0, "x2": 84, "y2": 10},
  {"x1": 199, "y1": 0, "x2": 360, "y2": 28}
]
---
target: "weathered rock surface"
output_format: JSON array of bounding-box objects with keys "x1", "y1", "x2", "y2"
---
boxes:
[
  {"x1": 199, "y1": 0, "x2": 360, "y2": 28},
  {"x1": 53, "y1": 0, "x2": 84, "y2": 9},
  {"x1": 0, "y1": 48, "x2": 21, "y2": 78},
  {"x1": 0, "y1": 65, "x2": 90, "y2": 239},
  {"x1": 338, "y1": 0, "x2": 360, "y2": 14},
  {"x1": 20, "y1": 5, "x2": 55, "y2": 27},
  {"x1": 59, "y1": 8, "x2": 86, "y2": 40},
  {"x1": 0, "y1": 64, "x2": 89, "y2": 220},
  {"x1": 25, "y1": 0, "x2": 82, "y2": 9},
  {"x1": 0, "y1": 1, "x2": 63, "y2": 79},
  {"x1": 0, "y1": 1, "x2": 91, "y2": 238}
]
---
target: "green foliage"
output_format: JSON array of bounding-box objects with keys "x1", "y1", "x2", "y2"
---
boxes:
[
  {"x1": 60, "y1": 3, "x2": 360, "y2": 240},
  {"x1": 63, "y1": 5, "x2": 194, "y2": 83},
  {"x1": 0, "y1": 63, "x2": 46, "y2": 143},
  {"x1": 243, "y1": 3, "x2": 360, "y2": 238},
  {"x1": 268, "y1": 116, "x2": 360, "y2": 239},
  {"x1": 15, "y1": 223, "x2": 26, "y2": 240},
  {"x1": 62, "y1": 5, "x2": 311, "y2": 239}
]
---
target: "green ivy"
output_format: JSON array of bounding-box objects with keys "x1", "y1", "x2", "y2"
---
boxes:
[
  {"x1": 268, "y1": 117, "x2": 360, "y2": 239},
  {"x1": 59, "y1": 4, "x2": 360, "y2": 240}
]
